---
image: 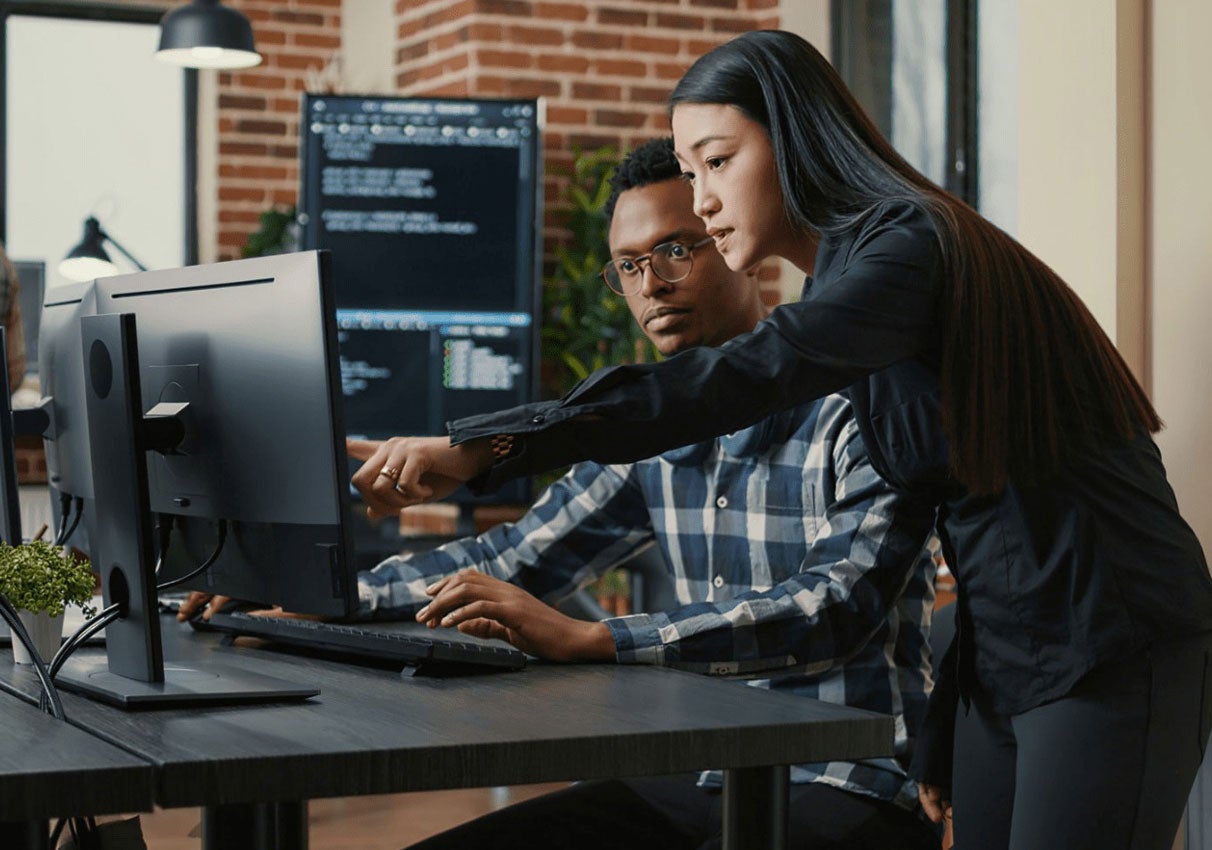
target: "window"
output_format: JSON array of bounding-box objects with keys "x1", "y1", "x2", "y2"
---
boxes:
[
  {"x1": 832, "y1": 0, "x2": 978, "y2": 205},
  {"x1": 1, "y1": 3, "x2": 197, "y2": 291}
]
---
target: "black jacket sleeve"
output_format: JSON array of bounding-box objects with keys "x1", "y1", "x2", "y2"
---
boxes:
[{"x1": 450, "y1": 201, "x2": 942, "y2": 491}]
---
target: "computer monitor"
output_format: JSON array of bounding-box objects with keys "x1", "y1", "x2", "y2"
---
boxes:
[
  {"x1": 54, "y1": 250, "x2": 350, "y2": 707},
  {"x1": 299, "y1": 94, "x2": 542, "y2": 522},
  {"x1": 38, "y1": 280, "x2": 98, "y2": 550},
  {"x1": 12, "y1": 259, "x2": 45, "y2": 377}
]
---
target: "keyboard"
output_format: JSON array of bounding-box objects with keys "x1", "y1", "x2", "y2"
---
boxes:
[{"x1": 201, "y1": 611, "x2": 527, "y2": 676}]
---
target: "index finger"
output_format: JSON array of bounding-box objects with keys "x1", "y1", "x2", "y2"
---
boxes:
[{"x1": 346, "y1": 438, "x2": 383, "y2": 462}]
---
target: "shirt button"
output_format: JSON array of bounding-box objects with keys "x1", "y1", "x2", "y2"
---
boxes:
[
  {"x1": 530, "y1": 414, "x2": 545, "y2": 424},
  {"x1": 713, "y1": 575, "x2": 725, "y2": 588},
  {"x1": 715, "y1": 496, "x2": 728, "y2": 509}
]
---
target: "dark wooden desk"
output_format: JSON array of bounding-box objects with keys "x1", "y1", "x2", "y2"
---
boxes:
[
  {"x1": 0, "y1": 617, "x2": 893, "y2": 850},
  {"x1": 0, "y1": 688, "x2": 154, "y2": 849}
]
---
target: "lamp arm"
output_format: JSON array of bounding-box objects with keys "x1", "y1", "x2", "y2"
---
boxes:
[{"x1": 98, "y1": 228, "x2": 149, "y2": 272}]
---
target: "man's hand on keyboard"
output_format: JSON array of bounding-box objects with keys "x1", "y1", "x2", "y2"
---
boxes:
[
  {"x1": 176, "y1": 591, "x2": 234, "y2": 622},
  {"x1": 415, "y1": 571, "x2": 615, "y2": 662},
  {"x1": 176, "y1": 592, "x2": 323, "y2": 623}
]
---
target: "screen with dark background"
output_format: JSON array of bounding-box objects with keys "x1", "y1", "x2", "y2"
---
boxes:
[{"x1": 300, "y1": 95, "x2": 540, "y2": 505}]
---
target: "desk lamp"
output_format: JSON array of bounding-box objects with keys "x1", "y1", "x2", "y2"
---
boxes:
[
  {"x1": 59, "y1": 216, "x2": 147, "y2": 282},
  {"x1": 155, "y1": 0, "x2": 262, "y2": 70}
]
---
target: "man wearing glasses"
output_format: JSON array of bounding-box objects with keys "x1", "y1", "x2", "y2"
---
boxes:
[{"x1": 193, "y1": 138, "x2": 941, "y2": 849}]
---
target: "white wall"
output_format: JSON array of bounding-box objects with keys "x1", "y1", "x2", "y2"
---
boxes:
[
  {"x1": 340, "y1": 0, "x2": 395, "y2": 94},
  {"x1": 1151, "y1": 0, "x2": 1212, "y2": 561},
  {"x1": 1016, "y1": 0, "x2": 1121, "y2": 339},
  {"x1": 778, "y1": 0, "x2": 830, "y2": 301}
]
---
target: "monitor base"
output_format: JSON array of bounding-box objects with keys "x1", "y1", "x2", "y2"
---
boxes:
[{"x1": 55, "y1": 657, "x2": 319, "y2": 709}]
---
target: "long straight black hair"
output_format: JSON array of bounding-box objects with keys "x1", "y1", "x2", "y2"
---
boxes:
[{"x1": 670, "y1": 30, "x2": 1159, "y2": 495}]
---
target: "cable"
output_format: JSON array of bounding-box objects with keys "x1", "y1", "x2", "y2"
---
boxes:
[
  {"x1": 157, "y1": 519, "x2": 227, "y2": 592},
  {"x1": 52, "y1": 491, "x2": 72, "y2": 546},
  {"x1": 60, "y1": 496, "x2": 84, "y2": 546},
  {"x1": 47, "y1": 602, "x2": 121, "y2": 680},
  {"x1": 0, "y1": 592, "x2": 65, "y2": 720},
  {"x1": 153, "y1": 513, "x2": 175, "y2": 577}
]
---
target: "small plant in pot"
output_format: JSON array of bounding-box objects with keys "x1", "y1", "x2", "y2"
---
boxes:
[{"x1": 0, "y1": 540, "x2": 94, "y2": 665}]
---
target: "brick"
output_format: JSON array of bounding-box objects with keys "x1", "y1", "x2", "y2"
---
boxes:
[
  {"x1": 691, "y1": 0, "x2": 738, "y2": 7},
  {"x1": 477, "y1": 48, "x2": 533, "y2": 68},
  {"x1": 219, "y1": 164, "x2": 291, "y2": 180},
  {"x1": 235, "y1": 118, "x2": 288, "y2": 135},
  {"x1": 505, "y1": 24, "x2": 564, "y2": 46},
  {"x1": 594, "y1": 109, "x2": 647, "y2": 129},
  {"x1": 290, "y1": 32, "x2": 341, "y2": 49},
  {"x1": 218, "y1": 210, "x2": 263, "y2": 224},
  {"x1": 272, "y1": 53, "x2": 327, "y2": 71},
  {"x1": 398, "y1": 40, "x2": 429, "y2": 61},
  {"x1": 472, "y1": 74, "x2": 506, "y2": 94},
  {"x1": 655, "y1": 13, "x2": 706, "y2": 30},
  {"x1": 218, "y1": 94, "x2": 267, "y2": 110},
  {"x1": 628, "y1": 84, "x2": 671, "y2": 104},
  {"x1": 598, "y1": 8, "x2": 647, "y2": 27},
  {"x1": 711, "y1": 16, "x2": 762, "y2": 33},
  {"x1": 535, "y1": 2, "x2": 587, "y2": 21},
  {"x1": 687, "y1": 38, "x2": 728, "y2": 56},
  {"x1": 424, "y1": 80, "x2": 472, "y2": 97},
  {"x1": 503, "y1": 77, "x2": 562, "y2": 97},
  {"x1": 572, "y1": 82, "x2": 622, "y2": 101},
  {"x1": 475, "y1": 0, "x2": 532, "y2": 14},
  {"x1": 744, "y1": 0, "x2": 779, "y2": 8},
  {"x1": 593, "y1": 59, "x2": 647, "y2": 77},
  {"x1": 219, "y1": 141, "x2": 269, "y2": 156},
  {"x1": 467, "y1": 22, "x2": 504, "y2": 40},
  {"x1": 219, "y1": 187, "x2": 266, "y2": 202},
  {"x1": 625, "y1": 34, "x2": 680, "y2": 55},
  {"x1": 231, "y1": 73, "x2": 289, "y2": 90},
  {"x1": 545, "y1": 106, "x2": 589, "y2": 124},
  {"x1": 536, "y1": 53, "x2": 589, "y2": 73},
  {"x1": 655, "y1": 61, "x2": 690, "y2": 80},
  {"x1": 271, "y1": 9, "x2": 326, "y2": 25},
  {"x1": 572, "y1": 30, "x2": 623, "y2": 50},
  {"x1": 569, "y1": 132, "x2": 620, "y2": 151}
]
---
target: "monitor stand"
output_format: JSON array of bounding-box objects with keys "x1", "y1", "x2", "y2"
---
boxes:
[{"x1": 54, "y1": 312, "x2": 318, "y2": 709}]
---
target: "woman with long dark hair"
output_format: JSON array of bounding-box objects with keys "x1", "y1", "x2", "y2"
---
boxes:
[{"x1": 355, "y1": 31, "x2": 1212, "y2": 849}]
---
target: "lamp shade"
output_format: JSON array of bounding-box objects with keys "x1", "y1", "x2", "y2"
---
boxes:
[
  {"x1": 155, "y1": 0, "x2": 262, "y2": 70},
  {"x1": 59, "y1": 217, "x2": 119, "y2": 281}
]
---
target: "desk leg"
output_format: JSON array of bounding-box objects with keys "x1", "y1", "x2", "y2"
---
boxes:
[
  {"x1": 203, "y1": 801, "x2": 308, "y2": 850},
  {"x1": 0, "y1": 820, "x2": 48, "y2": 850},
  {"x1": 722, "y1": 765, "x2": 788, "y2": 850}
]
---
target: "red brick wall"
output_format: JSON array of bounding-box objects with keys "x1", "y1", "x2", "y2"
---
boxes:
[
  {"x1": 211, "y1": 0, "x2": 342, "y2": 261},
  {"x1": 205, "y1": 0, "x2": 781, "y2": 280},
  {"x1": 392, "y1": 0, "x2": 780, "y2": 275}
]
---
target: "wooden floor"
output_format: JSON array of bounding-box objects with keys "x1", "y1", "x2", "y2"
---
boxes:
[{"x1": 122, "y1": 783, "x2": 569, "y2": 849}]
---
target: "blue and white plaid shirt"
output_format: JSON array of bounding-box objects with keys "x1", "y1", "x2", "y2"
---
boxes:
[{"x1": 359, "y1": 394, "x2": 937, "y2": 809}]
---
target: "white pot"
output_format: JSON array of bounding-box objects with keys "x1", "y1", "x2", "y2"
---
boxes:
[{"x1": 11, "y1": 609, "x2": 63, "y2": 665}]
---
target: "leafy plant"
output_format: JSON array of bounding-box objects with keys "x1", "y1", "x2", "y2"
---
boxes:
[
  {"x1": 243, "y1": 205, "x2": 299, "y2": 258},
  {"x1": 541, "y1": 147, "x2": 657, "y2": 399},
  {"x1": 0, "y1": 540, "x2": 94, "y2": 617}
]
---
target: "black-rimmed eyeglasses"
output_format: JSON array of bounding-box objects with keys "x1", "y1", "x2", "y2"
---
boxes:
[{"x1": 600, "y1": 237, "x2": 714, "y2": 296}]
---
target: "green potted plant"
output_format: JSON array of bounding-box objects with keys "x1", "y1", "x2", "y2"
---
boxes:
[{"x1": 0, "y1": 540, "x2": 94, "y2": 664}]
